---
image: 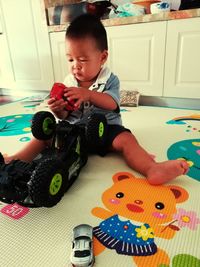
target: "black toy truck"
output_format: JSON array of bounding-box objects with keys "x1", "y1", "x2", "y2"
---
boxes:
[{"x1": 0, "y1": 111, "x2": 107, "y2": 207}]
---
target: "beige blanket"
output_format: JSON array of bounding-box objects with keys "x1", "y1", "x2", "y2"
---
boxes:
[{"x1": 0, "y1": 101, "x2": 199, "y2": 267}]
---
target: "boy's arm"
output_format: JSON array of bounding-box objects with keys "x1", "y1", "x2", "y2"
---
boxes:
[
  {"x1": 89, "y1": 90, "x2": 117, "y2": 110},
  {"x1": 65, "y1": 73, "x2": 120, "y2": 111},
  {"x1": 89, "y1": 73, "x2": 120, "y2": 111}
]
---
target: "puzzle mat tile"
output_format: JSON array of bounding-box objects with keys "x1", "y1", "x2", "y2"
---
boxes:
[{"x1": 0, "y1": 101, "x2": 200, "y2": 267}]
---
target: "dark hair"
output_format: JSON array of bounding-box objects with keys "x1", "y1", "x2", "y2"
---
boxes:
[{"x1": 65, "y1": 14, "x2": 108, "y2": 51}]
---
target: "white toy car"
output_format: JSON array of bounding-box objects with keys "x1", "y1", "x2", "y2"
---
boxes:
[{"x1": 70, "y1": 224, "x2": 95, "y2": 267}]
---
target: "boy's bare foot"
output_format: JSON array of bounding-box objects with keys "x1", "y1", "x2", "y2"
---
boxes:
[
  {"x1": 147, "y1": 160, "x2": 189, "y2": 185},
  {"x1": 2, "y1": 154, "x2": 16, "y2": 164}
]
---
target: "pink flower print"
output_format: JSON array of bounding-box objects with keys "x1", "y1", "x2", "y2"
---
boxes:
[{"x1": 173, "y1": 208, "x2": 200, "y2": 230}]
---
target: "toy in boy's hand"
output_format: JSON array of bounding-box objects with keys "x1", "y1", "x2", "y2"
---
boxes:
[{"x1": 50, "y1": 82, "x2": 78, "y2": 111}]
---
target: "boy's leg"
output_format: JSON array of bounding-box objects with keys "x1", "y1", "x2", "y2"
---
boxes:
[
  {"x1": 4, "y1": 138, "x2": 48, "y2": 163},
  {"x1": 111, "y1": 131, "x2": 189, "y2": 185}
]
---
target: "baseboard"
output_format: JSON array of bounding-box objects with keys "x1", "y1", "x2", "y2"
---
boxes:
[
  {"x1": 0, "y1": 87, "x2": 48, "y2": 97},
  {"x1": 139, "y1": 95, "x2": 200, "y2": 110}
]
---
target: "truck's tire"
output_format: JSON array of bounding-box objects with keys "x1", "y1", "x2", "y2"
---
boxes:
[
  {"x1": 0, "y1": 152, "x2": 5, "y2": 166},
  {"x1": 85, "y1": 113, "x2": 108, "y2": 151},
  {"x1": 31, "y1": 111, "x2": 56, "y2": 140},
  {"x1": 28, "y1": 158, "x2": 68, "y2": 207}
]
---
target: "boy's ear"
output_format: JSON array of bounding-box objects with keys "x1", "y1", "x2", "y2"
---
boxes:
[{"x1": 101, "y1": 50, "x2": 108, "y2": 64}]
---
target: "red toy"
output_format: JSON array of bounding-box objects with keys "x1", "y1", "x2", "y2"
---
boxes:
[{"x1": 50, "y1": 83, "x2": 78, "y2": 111}]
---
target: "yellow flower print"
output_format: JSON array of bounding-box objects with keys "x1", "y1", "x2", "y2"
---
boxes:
[{"x1": 135, "y1": 225, "x2": 154, "y2": 241}]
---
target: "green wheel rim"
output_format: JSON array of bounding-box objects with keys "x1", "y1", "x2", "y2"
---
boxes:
[
  {"x1": 99, "y1": 122, "x2": 104, "y2": 137},
  {"x1": 49, "y1": 173, "x2": 62, "y2": 195},
  {"x1": 42, "y1": 117, "x2": 54, "y2": 135}
]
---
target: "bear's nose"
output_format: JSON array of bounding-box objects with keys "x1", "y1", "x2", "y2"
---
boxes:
[{"x1": 134, "y1": 200, "x2": 143, "y2": 205}]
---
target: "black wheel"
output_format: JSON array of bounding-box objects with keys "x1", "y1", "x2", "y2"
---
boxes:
[
  {"x1": 31, "y1": 111, "x2": 56, "y2": 140},
  {"x1": 28, "y1": 158, "x2": 68, "y2": 207},
  {"x1": 0, "y1": 152, "x2": 5, "y2": 165},
  {"x1": 85, "y1": 113, "x2": 108, "y2": 151}
]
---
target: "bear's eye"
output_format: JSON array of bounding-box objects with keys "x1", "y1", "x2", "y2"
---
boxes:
[
  {"x1": 116, "y1": 192, "x2": 124, "y2": 198},
  {"x1": 155, "y1": 202, "x2": 165, "y2": 209}
]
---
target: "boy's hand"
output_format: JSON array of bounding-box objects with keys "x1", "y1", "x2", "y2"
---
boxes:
[
  {"x1": 47, "y1": 98, "x2": 66, "y2": 113},
  {"x1": 64, "y1": 87, "x2": 91, "y2": 108},
  {"x1": 50, "y1": 83, "x2": 78, "y2": 111},
  {"x1": 47, "y1": 98, "x2": 69, "y2": 120}
]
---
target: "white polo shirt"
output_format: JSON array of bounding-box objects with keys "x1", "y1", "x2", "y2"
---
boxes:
[{"x1": 63, "y1": 66, "x2": 122, "y2": 125}]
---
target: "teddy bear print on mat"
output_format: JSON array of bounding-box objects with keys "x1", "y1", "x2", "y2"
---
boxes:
[{"x1": 91, "y1": 172, "x2": 189, "y2": 267}]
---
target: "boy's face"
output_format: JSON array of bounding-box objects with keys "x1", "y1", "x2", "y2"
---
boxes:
[{"x1": 65, "y1": 36, "x2": 108, "y2": 85}]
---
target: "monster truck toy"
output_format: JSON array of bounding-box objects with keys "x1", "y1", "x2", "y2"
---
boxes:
[{"x1": 0, "y1": 111, "x2": 107, "y2": 207}]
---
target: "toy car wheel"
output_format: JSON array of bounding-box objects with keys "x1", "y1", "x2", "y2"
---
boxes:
[
  {"x1": 28, "y1": 158, "x2": 68, "y2": 207},
  {"x1": 86, "y1": 113, "x2": 108, "y2": 150},
  {"x1": 0, "y1": 152, "x2": 5, "y2": 165},
  {"x1": 31, "y1": 111, "x2": 56, "y2": 140}
]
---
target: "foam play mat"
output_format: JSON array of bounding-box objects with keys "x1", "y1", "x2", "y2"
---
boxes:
[{"x1": 0, "y1": 100, "x2": 200, "y2": 267}]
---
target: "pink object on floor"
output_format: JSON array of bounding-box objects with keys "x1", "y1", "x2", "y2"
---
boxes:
[{"x1": 1, "y1": 203, "x2": 29, "y2": 220}]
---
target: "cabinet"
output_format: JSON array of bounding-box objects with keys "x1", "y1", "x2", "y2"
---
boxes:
[
  {"x1": 49, "y1": 17, "x2": 200, "y2": 99},
  {"x1": 164, "y1": 17, "x2": 200, "y2": 98},
  {"x1": 50, "y1": 31, "x2": 69, "y2": 82},
  {"x1": 49, "y1": 21, "x2": 166, "y2": 97},
  {"x1": 106, "y1": 22, "x2": 166, "y2": 96},
  {"x1": 0, "y1": 7, "x2": 14, "y2": 89},
  {"x1": 0, "y1": 0, "x2": 54, "y2": 92}
]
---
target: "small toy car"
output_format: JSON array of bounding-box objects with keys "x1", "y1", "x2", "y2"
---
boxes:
[
  {"x1": 0, "y1": 111, "x2": 107, "y2": 207},
  {"x1": 70, "y1": 224, "x2": 94, "y2": 267},
  {"x1": 50, "y1": 82, "x2": 78, "y2": 111}
]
